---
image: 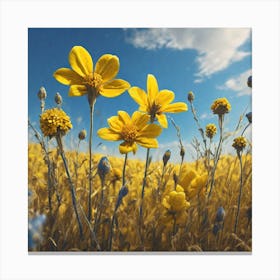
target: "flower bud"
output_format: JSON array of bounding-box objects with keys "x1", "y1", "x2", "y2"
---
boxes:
[
  {"x1": 180, "y1": 146, "x2": 185, "y2": 158},
  {"x1": 247, "y1": 76, "x2": 252, "y2": 88},
  {"x1": 246, "y1": 112, "x2": 252, "y2": 124},
  {"x1": 55, "y1": 92, "x2": 63, "y2": 105},
  {"x1": 78, "y1": 129, "x2": 87, "y2": 140},
  {"x1": 163, "y1": 149, "x2": 171, "y2": 166},
  {"x1": 115, "y1": 186, "x2": 129, "y2": 210},
  {"x1": 37, "y1": 87, "x2": 47, "y2": 100},
  {"x1": 212, "y1": 223, "x2": 222, "y2": 236},
  {"x1": 215, "y1": 206, "x2": 225, "y2": 223},
  {"x1": 187, "y1": 91, "x2": 195, "y2": 102},
  {"x1": 97, "y1": 156, "x2": 111, "y2": 180}
]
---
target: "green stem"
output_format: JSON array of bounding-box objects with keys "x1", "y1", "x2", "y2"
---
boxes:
[
  {"x1": 56, "y1": 134, "x2": 84, "y2": 239},
  {"x1": 88, "y1": 104, "x2": 94, "y2": 221},
  {"x1": 234, "y1": 153, "x2": 243, "y2": 233}
]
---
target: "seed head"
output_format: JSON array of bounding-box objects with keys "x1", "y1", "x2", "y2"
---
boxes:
[
  {"x1": 78, "y1": 129, "x2": 87, "y2": 140},
  {"x1": 187, "y1": 91, "x2": 195, "y2": 102},
  {"x1": 40, "y1": 108, "x2": 72, "y2": 138},
  {"x1": 205, "y1": 123, "x2": 217, "y2": 139},
  {"x1": 232, "y1": 136, "x2": 247, "y2": 153},
  {"x1": 115, "y1": 185, "x2": 129, "y2": 210},
  {"x1": 211, "y1": 98, "x2": 231, "y2": 115}
]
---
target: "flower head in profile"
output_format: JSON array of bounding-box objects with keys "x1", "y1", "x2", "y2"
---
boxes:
[
  {"x1": 97, "y1": 111, "x2": 162, "y2": 154},
  {"x1": 205, "y1": 123, "x2": 217, "y2": 139},
  {"x1": 246, "y1": 112, "x2": 252, "y2": 124},
  {"x1": 78, "y1": 129, "x2": 87, "y2": 140},
  {"x1": 128, "y1": 74, "x2": 187, "y2": 128},
  {"x1": 232, "y1": 136, "x2": 247, "y2": 153},
  {"x1": 97, "y1": 156, "x2": 111, "y2": 180},
  {"x1": 211, "y1": 97, "x2": 231, "y2": 115},
  {"x1": 40, "y1": 108, "x2": 72, "y2": 137},
  {"x1": 53, "y1": 46, "x2": 130, "y2": 106}
]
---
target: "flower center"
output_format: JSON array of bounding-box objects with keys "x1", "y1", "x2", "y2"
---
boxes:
[
  {"x1": 84, "y1": 72, "x2": 103, "y2": 90},
  {"x1": 149, "y1": 102, "x2": 161, "y2": 119},
  {"x1": 121, "y1": 124, "x2": 138, "y2": 143}
]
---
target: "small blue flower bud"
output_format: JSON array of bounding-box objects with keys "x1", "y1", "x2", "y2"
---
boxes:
[
  {"x1": 212, "y1": 223, "x2": 222, "y2": 235},
  {"x1": 115, "y1": 186, "x2": 129, "y2": 210},
  {"x1": 98, "y1": 156, "x2": 111, "y2": 179},
  {"x1": 247, "y1": 76, "x2": 252, "y2": 88},
  {"x1": 215, "y1": 206, "x2": 225, "y2": 223},
  {"x1": 246, "y1": 112, "x2": 252, "y2": 124}
]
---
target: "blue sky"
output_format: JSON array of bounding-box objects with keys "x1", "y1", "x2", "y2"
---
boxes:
[{"x1": 28, "y1": 28, "x2": 252, "y2": 163}]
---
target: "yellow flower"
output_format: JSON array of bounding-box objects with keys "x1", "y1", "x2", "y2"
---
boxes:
[
  {"x1": 179, "y1": 169, "x2": 207, "y2": 199},
  {"x1": 97, "y1": 111, "x2": 162, "y2": 154},
  {"x1": 128, "y1": 74, "x2": 187, "y2": 128},
  {"x1": 205, "y1": 123, "x2": 217, "y2": 139},
  {"x1": 211, "y1": 97, "x2": 231, "y2": 115},
  {"x1": 232, "y1": 136, "x2": 247, "y2": 152},
  {"x1": 53, "y1": 46, "x2": 130, "y2": 103},
  {"x1": 162, "y1": 185, "x2": 190, "y2": 213},
  {"x1": 40, "y1": 108, "x2": 72, "y2": 137}
]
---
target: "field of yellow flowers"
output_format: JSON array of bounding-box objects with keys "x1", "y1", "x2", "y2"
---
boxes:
[{"x1": 28, "y1": 45, "x2": 252, "y2": 252}]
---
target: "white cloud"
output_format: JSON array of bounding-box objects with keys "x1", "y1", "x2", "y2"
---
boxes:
[
  {"x1": 125, "y1": 28, "x2": 251, "y2": 80},
  {"x1": 217, "y1": 69, "x2": 252, "y2": 96},
  {"x1": 76, "y1": 116, "x2": 83, "y2": 125}
]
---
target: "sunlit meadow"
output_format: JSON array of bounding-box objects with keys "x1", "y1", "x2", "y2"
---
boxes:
[{"x1": 28, "y1": 29, "x2": 252, "y2": 252}]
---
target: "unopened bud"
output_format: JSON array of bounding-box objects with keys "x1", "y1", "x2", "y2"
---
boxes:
[
  {"x1": 246, "y1": 112, "x2": 252, "y2": 124},
  {"x1": 247, "y1": 76, "x2": 252, "y2": 88},
  {"x1": 215, "y1": 206, "x2": 225, "y2": 223},
  {"x1": 187, "y1": 91, "x2": 195, "y2": 102},
  {"x1": 162, "y1": 150, "x2": 171, "y2": 166},
  {"x1": 37, "y1": 87, "x2": 47, "y2": 100},
  {"x1": 55, "y1": 92, "x2": 63, "y2": 105},
  {"x1": 78, "y1": 129, "x2": 86, "y2": 140},
  {"x1": 180, "y1": 146, "x2": 185, "y2": 158},
  {"x1": 98, "y1": 156, "x2": 111, "y2": 180}
]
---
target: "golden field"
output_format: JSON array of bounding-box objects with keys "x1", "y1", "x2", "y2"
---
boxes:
[{"x1": 28, "y1": 142, "x2": 252, "y2": 252}]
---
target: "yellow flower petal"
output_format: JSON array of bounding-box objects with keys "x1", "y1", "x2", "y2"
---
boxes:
[
  {"x1": 100, "y1": 79, "x2": 130, "y2": 98},
  {"x1": 107, "y1": 116, "x2": 123, "y2": 133},
  {"x1": 163, "y1": 102, "x2": 188, "y2": 113},
  {"x1": 53, "y1": 68, "x2": 84, "y2": 85},
  {"x1": 136, "y1": 137, "x2": 158, "y2": 148},
  {"x1": 118, "y1": 111, "x2": 131, "y2": 124},
  {"x1": 69, "y1": 85, "x2": 88, "y2": 97},
  {"x1": 138, "y1": 124, "x2": 162, "y2": 138},
  {"x1": 128, "y1": 87, "x2": 148, "y2": 108},
  {"x1": 97, "y1": 128, "x2": 122, "y2": 141},
  {"x1": 95, "y1": 54, "x2": 119, "y2": 82},
  {"x1": 119, "y1": 141, "x2": 137, "y2": 154},
  {"x1": 68, "y1": 46, "x2": 93, "y2": 77},
  {"x1": 131, "y1": 111, "x2": 150, "y2": 130},
  {"x1": 179, "y1": 169, "x2": 198, "y2": 189},
  {"x1": 156, "y1": 113, "x2": 168, "y2": 128},
  {"x1": 147, "y1": 74, "x2": 158, "y2": 101},
  {"x1": 156, "y1": 90, "x2": 175, "y2": 106}
]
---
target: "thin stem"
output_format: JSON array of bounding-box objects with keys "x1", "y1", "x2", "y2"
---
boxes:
[
  {"x1": 172, "y1": 215, "x2": 177, "y2": 237},
  {"x1": 56, "y1": 134, "x2": 84, "y2": 239},
  {"x1": 234, "y1": 153, "x2": 244, "y2": 233},
  {"x1": 241, "y1": 123, "x2": 251, "y2": 136},
  {"x1": 94, "y1": 176, "x2": 105, "y2": 240},
  {"x1": 108, "y1": 153, "x2": 128, "y2": 251},
  {"x1": 207, "y1": 114, "x2": 224, "y2": 199},
  {"x1": 88, "y1": 104, "x2": 94, "y2": 221}
]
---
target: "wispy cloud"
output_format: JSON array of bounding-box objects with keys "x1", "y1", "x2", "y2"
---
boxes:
[
  {"x1": 217, "y1": 69, "x2": 252, "y2": 96},
  {"x1": 125, "y1": 28, "x2": 251, "y2": 81}
]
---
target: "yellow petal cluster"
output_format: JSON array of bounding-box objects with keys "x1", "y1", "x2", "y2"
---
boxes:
[
  {"x1": 211, "y1": 97, "x2": 231, "y2": 115},
  {"x1": 40, "y1": 108, "x2": 72, "y2": 137},
  {"x1": 232, "y1": 136, "x2": 247, "y2": 152},
  {"x1": 128, "y1": 74, "x2": 187, "y2": 128},
  {"x1": 205, "y1": 123, "x2": 217, "y2": 139},
  {"x1": 179, "y1": 169, "x2": 208, "y2": 199},
  {"x1": 162, "y1": 185, "x2": 190, "y2": 213},
  {"x1": 97, "y1": 111, "x2": 162, "y2": 154},
  {"x1": 53, "y1": 46, "x2": 130, "y2": 99}
]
